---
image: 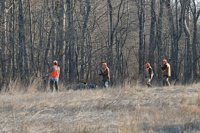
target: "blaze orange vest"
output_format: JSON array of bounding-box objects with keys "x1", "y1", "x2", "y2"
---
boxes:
[{"x1": 50, "y1": 65, "x2": 60, "y2": 78}]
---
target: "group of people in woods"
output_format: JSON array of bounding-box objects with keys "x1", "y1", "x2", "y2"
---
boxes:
[
  {"x1": 145, "y1": 59, "x2": 171, "y2": 87},
  {"x1": 49, "y1": 58, "x2": 170, "y2": 92},
  {"x1": 49, "y1": 61, "x2": 110, "y2": 92}
]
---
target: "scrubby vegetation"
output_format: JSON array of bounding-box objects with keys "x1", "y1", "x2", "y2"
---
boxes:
[{"x1": 0, "y1": 84, "x2": 200, "y2": 133}]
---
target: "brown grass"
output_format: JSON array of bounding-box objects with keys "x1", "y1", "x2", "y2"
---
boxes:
[{"x1": 0, "y1": 84, "x2": 200, "y2": 133}]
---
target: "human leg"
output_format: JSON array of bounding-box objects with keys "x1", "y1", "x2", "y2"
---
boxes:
[
  {"x1": 55, "y1": 81, "x2": 59, "y2": 92},
  {"x1": 50, "y1": 79, "x2": 54, "y2": 92},
  {"x1": 163, "y1": 77, "x2": 166, "y2": 86},
  {"x1": 103, "y1": 81, "x2": 109, "y2": 88},
  {"x1": 166, "y1": 77, "x2": 170, "y2": 86}
]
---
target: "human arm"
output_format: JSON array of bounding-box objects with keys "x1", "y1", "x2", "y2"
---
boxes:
[
  {"x1": 99, "y1": 69, "x2": 103, "y2": 75},
  {"x1": 99, "y1": 69, "x2": 108, "y2": 76},
  {"x1": 167, "y1": 64, "x2": 171, "y2": 77}
]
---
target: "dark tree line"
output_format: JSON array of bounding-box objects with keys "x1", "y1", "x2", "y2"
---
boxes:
[{"x1": 0, "y1": 0, "x2": 200, "y2": 90}]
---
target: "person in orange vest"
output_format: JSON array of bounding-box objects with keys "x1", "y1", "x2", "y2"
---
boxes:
[
  {"x1": 161, "y1": 59, "x2": 171, "y2": 86},
  {"x1": 145, "y1": 62, "x2": 154, "y2": 87},
  {"x1": 50, "y1": 60, "x2": 60, "y2": 92},
  {"x1": 99, "y1": 62, "x2": 110, "y2": 88}
]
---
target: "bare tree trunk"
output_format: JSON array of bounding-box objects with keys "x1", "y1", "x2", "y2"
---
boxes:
[
  {"x1": 18, "y1": 0, "x2": 23, "y2": 80},
  {"x1": 0, "y1": 0, "x2": 6, "y2": 86},
  {"x1": 191, "y1": 0, "x2": 200, "y2": 80},
  {"x1": 148, "y1": 0, "x2": 156, "y2": 67},
  {"x1": 19, "y1": 0, "x2": 30, "y2": 82},
  {"x1": 165, "y1": 0, "x2": 183, "y2": 81},
  {"x1": 67, "y1": 0, "x2": 75, "y2": 82},
  {"x1": 56, "y1": 0, "x2": 64, "y2": 80},
  {"x1": 85, "y1": 32, "x2": 91, "y2": 81},
  {"x1": 182, "y1": 0, "x2": 191, "y2": 83},
  {"x1": 28, "y1": 0, "x2": 34, "y2": 76},
  {"x1": 156, "y1": 0, "x2": 164, "y2": 81},
  {"x1": 80, "y1": 0, "x2": 91, "y2": 80},
  {"x1": 137, "y1": 0, "x2": 145, "y2": 75},
  {"x1": 107, "y1": 0, "x2": 114, "y2": 83},
  {"x1": 113, "y1": 0, "x2": 128, "y2": 84},
  {"x1": 43, "y1": 23, "x2": 54, "y2": 89},
  {"x1": 37, "y1": 4, "x2": 45, "y2": 77},
  {"x1": 50, "y1": 1, "x2": 56, "y2": 63},
  {"x1": 10, "y1": 0, "x2": 16, "y2": 79},
  {"x1": 11, "y1": 0, "x2": 17, "y2": 80}
]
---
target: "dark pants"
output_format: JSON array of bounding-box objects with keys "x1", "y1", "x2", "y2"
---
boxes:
[
  {"x1": 102, "y1": 81, "x2": 109, "y2": 88},
  {"x1": 50, "y1": 79, "x2": 58, "y2": 92},
  {"x1": 163, "y1": 76, "x2": 170, "y2": 86}
]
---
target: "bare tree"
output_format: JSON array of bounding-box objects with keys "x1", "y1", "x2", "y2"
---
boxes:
[
  {"x1": 0, "y1": 0, "x2": 200, "y2": 90},
  {"x1": 191, "y1": 0, "x2": 200, "y2": 80},
  {"x1": 67, "y1": 0, "x2": 75, "y2": 82},
  {"x1": 80, "y1": 0, "x2": 91, "y2": 80},
  {"x1": 156, "y1": 0, "x2": 164, "y2": 80},
  {"x1": 180, "y1": 0, "x2": 191, "y2": 83},
  {"x1": 107, "y1": 0, "x2": 114, "y2": 70},
  {"x1": 137, "y1": 0, "x2": 145, "y2": 75},
  {"x1": 0, "y1": 0, "x2": 6, "y2": 86},
  {"x1": 148, "y1": 0, "x2": 156, "y2": 68},
  {"x1": 56, "y1": 0, "x2": 64, "y2": 80},
  {"x1": 165, "y1": 0, "x2": 184, "y2": 81}
]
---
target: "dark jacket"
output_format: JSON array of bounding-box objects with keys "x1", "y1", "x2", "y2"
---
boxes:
[
  {"x1": 99, "y1": 67, "x2": 110, "y2": 82},
  {"x1": 145, "y1": 67, "x2": 153, "y2": 79},
  {"x1": 161, "y1": 63, "x2": 171, "y2": 77}
]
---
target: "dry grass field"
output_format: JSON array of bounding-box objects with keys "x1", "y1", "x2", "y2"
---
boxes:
[{"x1": 0, "y1": 84, "x2": 200, "y2": 133}]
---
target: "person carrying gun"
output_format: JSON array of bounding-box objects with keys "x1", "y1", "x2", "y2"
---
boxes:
[
  {"x1": 145, "y1": 62, "x2": 154, "y2": 87},
  {"x1": 161, "y1": 59, "x2": 171, "y2": 86},
  {"x1": 99, "y1": 62, "x2": 110, "y2": 88},
  {"x1": 50, "y1": 60, "x2": 60, "y2": 92}
]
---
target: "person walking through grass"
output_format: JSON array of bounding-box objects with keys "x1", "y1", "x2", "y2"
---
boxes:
[
  {"x1": 145, "y1": 62, "x2": 154, "y2": 87},
  {"x1": 161, "y1": 59, "x2": 171, "y2": 86},
  {"x1": 99, "y1": 62, "x2": 110, "y2": 88},
  {"x1": 50, "y1": 60, "x2": 60, "y2": 92}
]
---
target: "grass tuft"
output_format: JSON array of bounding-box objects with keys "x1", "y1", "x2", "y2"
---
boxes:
[{"x1": 0, "y1": 84, "x2": 200, "y2": 132}]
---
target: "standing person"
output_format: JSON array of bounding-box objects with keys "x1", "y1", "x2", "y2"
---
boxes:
[
  {"x1": 161, "y1": 59, "x2": 171, "y2": 86},
  {"x1": 99, "y1": 62, "x2": 110, "y2": 88},
  {"x1": 50, "y1": 60, "x2": 60, "y2": 92},
  {"x1": 145, "y1": 62, "x2": 154, "y2": 87}
]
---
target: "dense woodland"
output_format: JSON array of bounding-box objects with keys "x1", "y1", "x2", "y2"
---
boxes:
[{"x1": 0, "y1": 0, "x2": 200, "y2": 90}]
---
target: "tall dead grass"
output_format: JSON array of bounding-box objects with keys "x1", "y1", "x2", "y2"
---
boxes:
[{"x1": 0, "y1": 83, "x2": 200, "y2": 132}]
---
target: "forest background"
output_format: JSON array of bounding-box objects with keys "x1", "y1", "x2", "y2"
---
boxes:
[{"x1": 0, "y1": 0, "x2": 200, "y2": 90}]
